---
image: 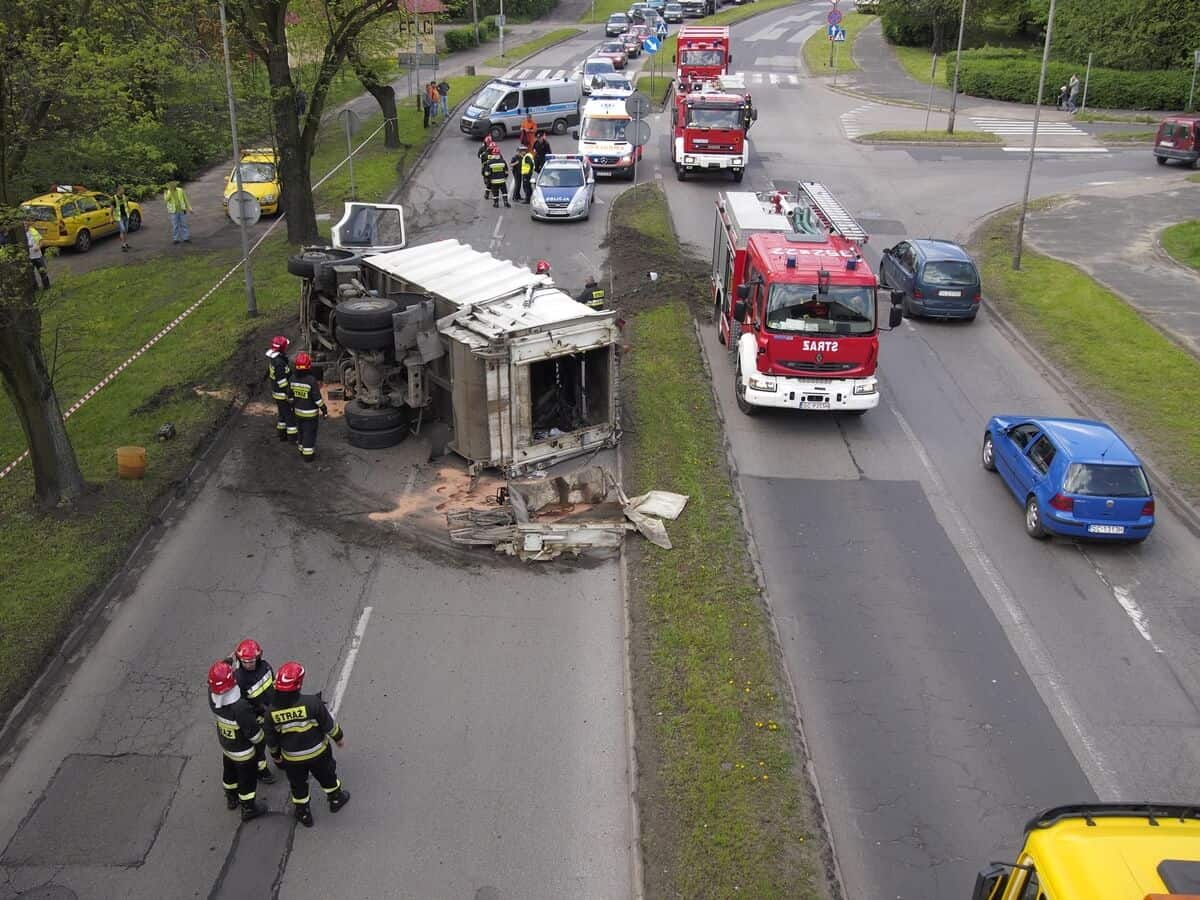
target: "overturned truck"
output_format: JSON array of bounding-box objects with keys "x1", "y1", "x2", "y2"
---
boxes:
[{"x1": 288, "y1": 219, "x2": 621, "y2": 475}]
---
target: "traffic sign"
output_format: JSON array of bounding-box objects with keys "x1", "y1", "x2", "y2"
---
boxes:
[
  {"x1": 642, "y1": 35, "x2": 660, "y2": 54},
  {"x1": 227, "y1": 191, "x2": 261, "y2": 227},
  {"x1": 629, "y1": 119, "x2": 652, "y2": 148},
  {"x1": 656, "y1": 20, "x2": 668, "y2": 37},
  {"x1": 832, "y1": 26, "x2": 846, "y2": 42},
  {"x1": 827, "y1": 7, "x2": 842, "y2": 25},
  {"x1": 827, "y1": 24, "x2": 837, "y2": 38},
  {"x1": 495, "y1": 13, "x2": 506, "y2": 25},
  {"x1": 625, "y1": 91, "x2": 652, "y2": 118}
]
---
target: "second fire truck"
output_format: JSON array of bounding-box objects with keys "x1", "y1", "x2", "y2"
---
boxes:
[
  {"x1": 712, "y1": 182, "x2": 903, "y2": 415},
  {"x1": 673, "y1": 25, "x2": 732, "y2": 92},
  {"x1": 671, "y1": 73, "x2": 757, "y2": 181}
]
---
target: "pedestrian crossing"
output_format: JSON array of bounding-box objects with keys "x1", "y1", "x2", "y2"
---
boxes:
[
  {"x1": 970, "y1": 116, "x2": 1088, "y2": 137},
  {"x1": 503, "y1": 68, "x2": 803, "y2": 86},
  {"x1": 839, "y1": 103, "x2": 876, "y2": 139}
]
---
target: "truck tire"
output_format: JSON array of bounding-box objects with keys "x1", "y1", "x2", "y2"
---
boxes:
[
  {"x1": 735, "y1": 360, "x2": 759, "y2": 416},
  {"x1": 732, "y1": 169, "x2": 744, "y2": 182},
  {"x1": 347, "y1": 422, "x2": 406, "y2": 449},
  {"x1": 675, "y1": 165, "x2": 686, "y2": 180},
  {"x1": 335, "y1": 325, "x2": 394, "y2": 351},
  {"x1": 489, "y1": 124, "x2": 506, "y2": 142},
  {"x1": 345, "y1": 401, "x2": 407, "y2": 431},
  {"x1": 552, "y1": 119, "x2": 568, "y2": 135},
  {"x1": 335, "y1": 297, "x2": 399, "y2": 330},
  {"x1": 288, "y1": 247, "x2": 355, "y2": 280}
]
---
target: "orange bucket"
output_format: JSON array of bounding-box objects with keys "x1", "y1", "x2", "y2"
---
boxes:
[{"x1": 116, "y1": 446, "x2": 147, "y2": 479}]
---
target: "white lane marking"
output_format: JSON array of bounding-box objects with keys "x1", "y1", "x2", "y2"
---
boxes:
[
  {"x1": 787, "y1": 74, "x2": 799, "y2": 84},
  {"x1": 1113, "y1": 587, "x2": 1162, "y2": 651},
  {"x1": 747, "y1": 72, "x2": 764, "y2": 84},
  {"x1": 1001, "y1": 147, "x2": 1109, "y2": 153},
  {"x1": 768, "y1": 73, "x2": 779, "y2": 85},
  {"x1": 839, "y1": 102, "x2": 876, "y2": 139},
  {"x1": 536, "y1": 68, "x2": 551, "y2": 78},
  {"x1": 972, "y1": 117, "x2": 1088, "y2": 136},
  {"x1": 493, "y1": 216, "x2": 504, "y2": 239},
  {"x1": 891, "y1": 406, "x2": 1121, "y2": 799},
  {"x1": 1088, "y1": 180, "x2": 1117, "y2": 185},
  {"x1": 331, "y1": 606, "x2": 373, "y2": 716}
]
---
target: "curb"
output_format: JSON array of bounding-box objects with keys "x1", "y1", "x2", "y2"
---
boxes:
[
  {"x1": 852, "y1": 136, "x2": 1000, "y2": 147},
  {"x1": 825, "y1": 81, "x2": 949, "y2": 113},
  {"x1": 475, "y1": 26, "x2": 587, "y2": 73}
]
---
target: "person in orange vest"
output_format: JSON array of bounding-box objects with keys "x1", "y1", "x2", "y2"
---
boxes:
[{"x1": 519, "y1": 110, "x2": 537, "y2": 151}]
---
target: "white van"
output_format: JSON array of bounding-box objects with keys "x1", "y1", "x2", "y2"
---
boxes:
[
  {"x1": 574, "y1": 96, "x2": 639, "y2": 180},
  {"x1": 460, "y1": 77, "x2": 582, "y2": 140}
]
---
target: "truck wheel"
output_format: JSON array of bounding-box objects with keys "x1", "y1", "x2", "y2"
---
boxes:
[
  {"x1": 735, "y1": 360, "x2": 759, "y2": 416},
  {"x1": 335, "y1": 325, "x2": 394, "y2": 352},
  {"x1": 345, "y1": 401, "x2": 407, "y2": 431},
  {"x1": 732, "y1": 169, "x2": 744, "y2": 183},
  {"x1": 675, "y1": 165, "x2": 686, "y2": 180},
  {"x1": 347, "y1": 422, "x2": 406, "y2": 449},
  {"x1": 288, "y1": 247, "x2": 355, "y2": 280},
  {"x1": 336, "y1": 296, "x2": 399, "y2": 330},
  {"x1": 552, "y1": 119, "x2": 568, "y2": 135}
]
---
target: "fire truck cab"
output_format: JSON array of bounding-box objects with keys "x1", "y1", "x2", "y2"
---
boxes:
[
  {"x1": 673, "y1": 25, "x2": 731, "y2": 92},
  {"x1": 671, "y1": 73, "x2": 757, "y2": 181},
  {"x1": 713, "y1": 182, "x2": 903, "y2": 416}
]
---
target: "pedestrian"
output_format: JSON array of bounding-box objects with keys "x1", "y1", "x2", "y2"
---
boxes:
[
  {"x1": 519, "y1": 145, "x2": 536, "y2": 204},
  {"x1": 1056, "y1": 84, "x2": 1069, "y2": 111},
  {"x1": 164, "y1": 180, "x2": 192, "y2": 244},
  {"x1": 208, "y1": 660, "x2": 268, "y2": 821},
  {"x1": 1067, "y1": 73, "x2": 1080, "y2": 114},
  {"x1": 422, "y1": 83, "x2": 434, "y2": 129},
  {"x1": 577, "y1": 276, "x2": 607, "y2": 310},
  {"x1": 226, "y1": 638, "x2": 278, "y2": 783},
  {"x1": 289, "y1": 351, "x2": 328, "y2": 461},
  {"x1": 114, "y1": 186, "x2": 132, "y2": 252},
  {"x1": 519, "y1": 110, "x2": 537, "y2": 151},
  {"x1": 266, "y1": 335, "x2": 297, "y2": 442},
  {"x1": 485, "y1": 151, "x2": 511, "y2": 208},
  {"x1": 25, "y1": 221, "x2": 50, "y2": 291},
  {"x1": 509, "y1": 152, "x2": 524, "y2": 202},
  {"x1": 437, "y1": 79, "x2": 451, "y2": 119},
  {"x1": 424, "y1": 81, "x2": 440, "y2": 127},
  {"x1": 533, "y1": 131, "x2": 552, "y2": 172},
  {"x1": 264, "y1": 661, "x2": 351, "y2": 828}
]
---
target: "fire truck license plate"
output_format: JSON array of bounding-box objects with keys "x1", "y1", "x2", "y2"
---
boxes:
[{"x1": 800, "y1": 400, "x2": 830, "y2": 410}]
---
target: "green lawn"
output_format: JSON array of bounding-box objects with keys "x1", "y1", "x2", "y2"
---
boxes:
[
  {"x1": 1075, "y1": 110, "x2": 1160, "y2": 124},
  {"x1": 1190, "y1": 173, "x2": 1200, "y2": 183},
  {"x1": 636, "y1": 72, "x2": 673, "y2": 105},
  {"x1": 1098, "y1": 130, "x2": 1157, "y2": 143},
  {"x1": 617, "y1": 184, "x2": 831, "y2": 899},
  {"x1": 892, "y1": 43, "x2": 940, "y2": 85},
  {"x1": 581, "y1": 0, "x2": 631, "y2": 23},
  {"x1": 974, "y1": 209, "x2": 1200, "y2": 501},
  {"x1": 856, "y1": 129, "x2": 1000, "y2": 143},
  {"x1": 1161, "y1": 220, "x2": 1200, "y2": 271},
  {"x1": 801, "y1": 12, "x2": 871, "y2": 76},
  {"x1": 483, "y1": 28, "x2": 583, "y2": 68}
]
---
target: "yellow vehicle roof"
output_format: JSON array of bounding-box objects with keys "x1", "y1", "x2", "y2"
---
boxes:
[
  {"x1": 22, "y1": 187, "x2": 96, "y2": 207},
  {"x1": 240, "y1": 148, "x2": 278, "y2": 163},
  {"x1": 1027, "y1": 806, "x2": 1200, "y2": 900}
]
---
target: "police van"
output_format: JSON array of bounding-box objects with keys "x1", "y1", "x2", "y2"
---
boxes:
[
  {"x1": 460, "y1": 77, "x2": 582, "y2": 140},
  {"x1": 573, "y1": 96, "x2": 640, "y2": 180}
]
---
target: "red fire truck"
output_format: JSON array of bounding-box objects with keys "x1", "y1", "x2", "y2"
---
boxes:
[
  {"x1": 711, "y1": 182, "x2": 903, "y2": 415},
  {"x1": 671, "y1": 73, "x2": 757, "y2": 181},
  {"x1": 673, "y1": 25, "x2": 732, "y2": 92}
]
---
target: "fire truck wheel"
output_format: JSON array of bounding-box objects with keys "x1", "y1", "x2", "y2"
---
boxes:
[
  {"x1": 675, "y1": 165, "x2": 686, "y2": 180},
  {"x1": 345, "y1": 401, "x2": 407, "y2": 431},
  {"x1": 552, "y1": 119, "x2": 568, "y2": 135},
  {"x1": 335, "y1": 325, "x2": 394, "y2": 352},
  {"x1": 288, "y1": 247, "x2": 355, "y2": 280},
  {"x1": 734, "y1": 361, "x2": 759, "y2": 416},
  {"x1": 732, "y1": 170, "x2": 744, "y2": 183},
  {"x1": 336, "y1": 297, "x2": 400, "y2": 330},
  {"x1": 347, "y1": 422, "x2": 406, "y2": 449}
]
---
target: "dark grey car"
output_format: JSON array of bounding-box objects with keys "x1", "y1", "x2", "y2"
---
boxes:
[{"x1": 880, "y1": 238, "x2": 982, "y2": 321}]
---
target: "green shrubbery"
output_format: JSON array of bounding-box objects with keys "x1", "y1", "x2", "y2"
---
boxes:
[{"x1": 444, "y1": 16, "x2": 499, "y2": 52}]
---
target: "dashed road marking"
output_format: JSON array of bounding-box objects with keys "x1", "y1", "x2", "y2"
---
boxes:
[
  {"x1": 839, "y1": 103, "x2": 876, "y2": 139},
  {"x1": 331, "y1": 605, "x2": 373, "y2": 716}
]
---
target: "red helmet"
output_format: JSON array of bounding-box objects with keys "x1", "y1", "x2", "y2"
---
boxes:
[
  {"x1": 208, "y1": 660, "x2": 237, "y2": 694},
  {"x1": 235, "y1": 638, "x2": 262, "y2": 663},
  {"x1": 535, "y1": 259, "x2": 551, "y2": 275},
  {"x1": 275, "y1": 661, "x2": 305, "y2": 693},
  {"x1": 270, "y1": 335, "x2": 289, "y2": 352},
  {"x1": 294, "y1": 352, "x2": 313, "y2": 371}
]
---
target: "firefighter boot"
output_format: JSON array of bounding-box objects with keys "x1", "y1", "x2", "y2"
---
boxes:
[
  {"x1": 225, "y1": 788, "x2": 238, "y2": 810},
  {"x1": 328, "y1": 788, "x2": 351, "y2": 814},
  {"x1": 257, "y1": 765, "x2": 276, "y2": 784},
  {"x1": 241, "y1": 799, "x2": 267, "y2": 822},
  {"x1": 295, "y1": 802, "x2": 314, "y2": 828},
  {"x1": 278, "y1": 429, "x2": 289, "y2": 443}
]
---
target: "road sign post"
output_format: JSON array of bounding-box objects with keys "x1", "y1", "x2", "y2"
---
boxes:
[
  {"x1": 924, "y1": 53, "x2": 938, "y2": 131},
  {"x1": 626, "y1": 92, "x2": 652, "y2": 186},
  {"x1": 1081, "y1": 51, "x2": 1093, "y2": 111},
  {"x1": 1189, "y1": 48, "x2": 1199, "y2": 112}
]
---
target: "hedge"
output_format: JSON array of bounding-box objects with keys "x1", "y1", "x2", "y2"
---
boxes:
[
  {"x1": 444, "y1": 16, "x2": 499, "y2": 52},
  {"x1": 950, "y1": 48, "x2": 1193, "y2": 110}
]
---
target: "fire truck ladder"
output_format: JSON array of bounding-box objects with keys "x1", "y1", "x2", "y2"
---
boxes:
[{"x1": 797, "y1": 181, "x2": 868, "y2": 245}]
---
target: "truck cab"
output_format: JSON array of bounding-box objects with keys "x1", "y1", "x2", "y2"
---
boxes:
[
  {"x1": 974, "y1": 803, "x2": 1200, "y2": 900},
  {"x1": 671, "y1": 73, "x2": 756, "y2": 181},
  {"x1": 674, "y1": 25, "x2": 731, "y2": 92}
]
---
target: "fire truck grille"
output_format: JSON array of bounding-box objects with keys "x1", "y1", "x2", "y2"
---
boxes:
[{"x1": 777, "y1": 360, "x2": 856, "y2": 373}]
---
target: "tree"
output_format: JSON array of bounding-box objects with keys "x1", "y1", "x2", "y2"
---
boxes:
[
  {"x1": 223, "y1": 0, "x2": 401, "y2": 244},
  {"x1": 879, "y1": 0, "x2": 1010, "y2": 51}
]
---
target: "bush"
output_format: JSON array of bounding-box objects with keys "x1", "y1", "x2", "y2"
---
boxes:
[
  {"x1": 443, "y1": 16, "x2": 499, "y2": 52},
  {"x1": 881, "y1": 9, "x2": 932, "y2": 48},
  {"x1": 950, "y1": 48, "x2": 1193, "y2": 110}
]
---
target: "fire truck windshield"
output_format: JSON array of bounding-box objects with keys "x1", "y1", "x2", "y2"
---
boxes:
[
  {"x1": 688, "y1": 107, "x2": 743, "y2": 129},
  {"x1": 680, "y1": 49, "x2": 725, "y2": 66},
  {"x1": 766, "y1": 284, "x2": 875, "y2": 334}
]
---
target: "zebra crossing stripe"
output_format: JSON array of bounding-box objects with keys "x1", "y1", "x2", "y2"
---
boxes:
[{"x1": 536, "y1": 68, "x2": 551, "y2": 79}]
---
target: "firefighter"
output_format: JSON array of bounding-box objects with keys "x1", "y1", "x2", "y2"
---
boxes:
[
  {"x1": 289, "y1": 352, "x2": 327, "y2": 461},
  {"x1": 208, "y1": 660, "x2": 268, "y2": 821},
  {"x1": 477, "y1": 138, "x2": 496, "y2": 198},
  {"x1": 534, "y1": 259, "x2": 552, "y2": 277},
  {"x1": 265, "y1": 661, "x2": 350, "y2": 828},
  {"x1": 225, "y1": 638, "x2": 277, "y2": 783},
  {"x1": 484, "y1": 151, "x2": 511, "y2": 209},
  {"x1": 577, "y1": 277, "x2": 607, "y2": 310},
  {"x1": 266, "y1": 336, "x2": 296, "y2": 442}
]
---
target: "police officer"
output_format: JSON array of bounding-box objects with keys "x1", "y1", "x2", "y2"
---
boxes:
[
  {"x1": 226, "y1": 638, "x2": 276, "y2": 782},
  {"x1": 266, "y1": 336, "x2": 296, "y2": 442},
  {"x1": 208, "y1": 660, "x2": 268, "y2": 821},
  {"x1": 518, "y1": 146, "x2": 536, "y2": 204},
  {"x1": 265, "y1": 661, "x2": 350, "y2": 828},
  {"x1": 289, "y1": 352, "x2": 327, "y2": 461},
  {"x1": 577, "y1": 277, "x2": 607, "y2": 310},
  {"x1": 484, "y1": 152, "x2": 511, "y2": 209}
]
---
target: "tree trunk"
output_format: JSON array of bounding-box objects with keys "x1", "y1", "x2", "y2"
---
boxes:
[
  {"x1": 0, "y1": 250, "x2": 86, "y2": 508},
  {"x1": 350, "y1": 52, "x2": 400, "y2": 149},
  {"x1": 264, "y1": 45, "x2": 321, "y2": 245}
]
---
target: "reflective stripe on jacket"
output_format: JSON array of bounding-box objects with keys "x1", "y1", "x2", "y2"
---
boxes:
[{"x1": 289, "y1": 372, "x2": 325, "y2": 417}]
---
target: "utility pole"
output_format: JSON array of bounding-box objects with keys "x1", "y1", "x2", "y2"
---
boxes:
[
  {"x1": 473, "y1": 0, "x2": 480, "y2": 45},
  {"x1": 1013, "y1": 0, "x2": 1057, "y2": 271},
  {"x1": 946, "y1": 0, "x2": 968, "y2": 134},
  {"x1": 1189, "y1": 48, "x2": 1199, "y2": 113},
  {"x1": 499, "y1": 0, "x2": 505, "y2": 58},
  {"x1": 1081, "y1": 52, "x2": 1093, "y2": 111},
  {"x1": 217, "y1": 0, "x2": 257, "y2": 317}
]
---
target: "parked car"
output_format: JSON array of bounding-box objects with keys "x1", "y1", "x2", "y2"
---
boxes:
[
  {"x1": 854, "y1": 0, "x2": 880, "y2": 11},
  {"x1": 223, "y1": 148, "x2": 282, "y2": 216},
  {"x1": 20, "y1": 185, "x2": 143, "y2": 253},
  {"x1": 880, "y1": 238, "x2": 982, "y2": 321},
  {"x1": 597, "y1": 40, "x2": 629, "y2": 69},
  {"x1": 981, "y1": 416, "x2": 1155, "y2": 543},
  {"x1": 605, "y1": 12, "x2": 630, "y2": 36},
  {"x1": 530, "y1": 154, "x2": 596, "y2": 222},
  {"x1": 1153, "y1": 114, "x2": 1200, "y2": 168},
  {"x1": 663, "y1": 1, "x2": 684, "y2": 21},
  {"x1": 619, "y1": 30, "x2": 642, "y2": 57},
  {"x1": 646, "y1": 0, "x2": 665, "y2": 10}
]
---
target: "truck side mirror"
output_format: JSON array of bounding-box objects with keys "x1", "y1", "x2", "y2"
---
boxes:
[
  {"x1": 971, "y1": 864, "x2": 1011, "y2": 900},
  {"x1": 735, "y1": 284, "x2": 750, "y2": 300},
  {"x1": 732, "y1": 299, "x2": 747, "y2": 321},
  {"x1": 671, "y1": 54, "x2": 676, "y2": 64},
  {"x1": 750, "y1": 108, "x2": 758, "y2": 121},
  {"x1": 890, "y1": 290, "x2": 904, "y2": 306},
  {"x1": 572, "y1": 130, "x2": 579, "y2": 140},
  {"x1": 888, "y1": 306, "x2": 903, "y2": 329},
  {"x1": 728, "y1": 54, "x2": 732, "y2": 65}
]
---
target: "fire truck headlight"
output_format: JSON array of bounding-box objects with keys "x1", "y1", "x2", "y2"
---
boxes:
[
  {"x1": 684, "y1": 155, "x2": 696, "y2": 164},
  {"x1": 853, "y1": 381, "x2": 877, "y2": 396},
  {"x1": 731, "y1": 157, "x2": 743, "y2": 167},
  {"x1": 747, "y1": 373, "x2": 777, "y2": 393}
]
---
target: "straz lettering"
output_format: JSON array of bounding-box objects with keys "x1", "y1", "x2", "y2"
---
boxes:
[
  {"x1": 271, "y1": 706, "x2": 309, "y2": 724},
  {"x1": 802, "y1": 340, "x2": 839, "y2": 352},
  {"x1": 767, "y1": 247, "x2": 857, "y2": 257},
  {"x1": 218, "y1": 723, "x2": 238, "y2": 740},
  {"x1": 291, "y1": 385, "x2": 310, "y2": 399}
]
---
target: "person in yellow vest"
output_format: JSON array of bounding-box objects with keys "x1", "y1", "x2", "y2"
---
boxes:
[
  {"x1": 164, "y1": 180, "x2": 192, "y2": 244},
  {"x1": 25, "y1": 222, "x2": 50, "y2": 290},
  {"x1": 516, "y1": 147, "x2": 535, "y2": 205}
]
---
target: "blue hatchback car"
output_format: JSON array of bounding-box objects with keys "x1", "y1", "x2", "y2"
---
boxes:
[
  {"x1": 982, "y1": 416, "x2": 1155, "y2": 542},
  {"x1": 880, "y1": 239, "x2": 982, "y2": 321}
]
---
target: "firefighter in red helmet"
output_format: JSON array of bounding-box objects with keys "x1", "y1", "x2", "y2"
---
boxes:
[
  {"x1": 208, "y1": 660, "x2": 268, "y2": 821},
  {"x1": 224, "y1": 638, "x2": 276, "y2": 783},
  {"x1": 266, "y1": 335, "x2": 296, "y2": 442},
  {"x1": 289, "y1": 352, "x2": 327, "y2": 461},
  {"x1": 264, "y1": 661, "x2": 350, "y2": 827},
  {"x1": 534, "y1": 259, "x2": 551, "y2": 276}
]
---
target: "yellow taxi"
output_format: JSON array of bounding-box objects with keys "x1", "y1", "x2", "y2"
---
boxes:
[
  {"x1": 20, "y1": 185, "x2": 143, "y2": 253},
  {"x1": 223, "y1": 148, "x2": 282, "y2": 216}
]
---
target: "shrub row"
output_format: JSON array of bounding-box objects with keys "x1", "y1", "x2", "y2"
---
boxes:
[
  {"x1": 949, "y1": 48, "x2": 1193, "y2": 111},
  {"x1": 444, "y1": 16, "x2": 499, "y2": 53}
]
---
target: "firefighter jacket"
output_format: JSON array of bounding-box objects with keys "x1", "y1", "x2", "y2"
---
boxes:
[
  {"x1": 231, "y1": 658, "x2": 276, "y2": 716},
  {"x1": 210, "y1": 687, "x2": 265, "y2": 763},
  {"x1": 289, "y1": 371, "x2": 325, "y2": 418},
  {"x1": 265, "y1": 692, "x2": 344, "y2": 763},
  {"x1": 520, "y1": 151, "x2": 535, "y2": 177},
  {"x1": 484, "y1": 156, "x2": 509, "y2": 186},
  {"x1": 578, "y1": 283, "x2": 606, "y2": 309},
  {"x1": 266, "y1": 351, "x2": 291, "y2": 401}
]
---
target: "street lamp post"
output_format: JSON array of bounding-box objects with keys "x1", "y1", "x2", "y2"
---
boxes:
[
  {"x1": 1012, "y1": 0, "x2": 1057, "y2": 271},
  {"x1": 946, "y1": 0, "x2": 968, "y2": 134},
  {"x1": 217, "y1": 0, "x2": 258, "y2": 317}
]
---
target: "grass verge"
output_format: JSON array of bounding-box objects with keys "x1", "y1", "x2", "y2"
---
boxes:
[
  {"x1": 636, "y1": 72, "x2": 673, "y2": 106},
  {"x1": 801, "y1": 12, "x2": 871, "y2": 76},
  {"x1": 973, "y1": 208, "x2": 1200, "y2": 501},
  {"x1": 614, "y1": 184, "x2": 833, "y2": 900},
  {"x1": 1190, "y1": 173, "x2": 1200, "y2": 183},
  {"x1": 856, "y1": 129, "x2": 1000, "y2": 143},
  {"x1": 891, "y1": 43, "x2": 940, "y2": 86},
  {"x1": 1075, "y1": 110, "x2": 1160, "y2": 124},
  {"x1": 482, "y1": 28, "x2": 583, "y2": 68},
  {"x1": 1097, "y1": 130, "x2": 1157, "y2": 143},
  {"x1": 1161, "y1": 220, "x2": 1200, "y2": 271}
]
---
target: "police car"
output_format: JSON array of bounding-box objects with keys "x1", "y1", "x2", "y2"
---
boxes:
[{"x1": 530, "y1": 155, "x2": 595, "y2": 222}]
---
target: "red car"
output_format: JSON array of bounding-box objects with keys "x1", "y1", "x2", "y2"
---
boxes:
[
  {"x1": 620, "y1": 30, "x2": 642, "y2": 58},
  {"x1": 597, "y1": 41, "x2": 629, "y2": 70}
]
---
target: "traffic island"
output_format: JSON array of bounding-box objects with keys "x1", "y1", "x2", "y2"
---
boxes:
[
  {"x1": 854, "y1": 129, "x2": 1001, "y2": 145},
  {"x1": 1161, "y1": 220, "x2": 1200, "y2": 272},
  {"x1": 611, "y1": 183, "x2": 838, "y2": 900}
]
